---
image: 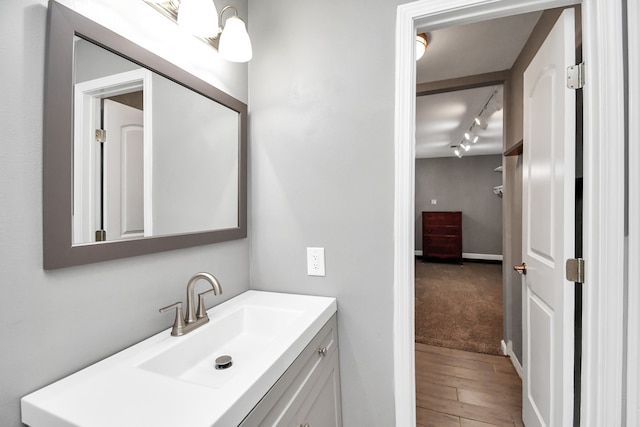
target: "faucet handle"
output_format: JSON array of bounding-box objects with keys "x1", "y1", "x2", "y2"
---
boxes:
[
  {"x1": 159, "y1": 302, "x2": 186, "y2": 336},
  {"x1": 196, "y1": 289, "x2": 218, "y2": 319}
]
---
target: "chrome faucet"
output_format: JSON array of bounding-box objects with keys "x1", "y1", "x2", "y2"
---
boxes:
[{"x1": 159, "y1": 272, "x2": 223, "y2": 336}]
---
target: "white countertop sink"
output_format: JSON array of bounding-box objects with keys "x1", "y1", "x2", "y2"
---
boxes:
[{"x1": 21, "y1": 291, "x2": 337, "y2": 427}]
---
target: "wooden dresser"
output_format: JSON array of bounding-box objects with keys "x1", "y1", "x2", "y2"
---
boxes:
[{"x1": 422, "y1": 211, "x2": 462, "y2": 263}]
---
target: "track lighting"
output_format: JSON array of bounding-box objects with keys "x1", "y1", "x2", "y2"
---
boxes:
[
  {"x1": 464, "y1": 130, "x2": 479, "y2": 143},
  {"x1": 474, "y1": 88, "x2": 503, "y2": 130},
  {"x1": 453, "y1": 88, "x2": 503, "y2": 158}
]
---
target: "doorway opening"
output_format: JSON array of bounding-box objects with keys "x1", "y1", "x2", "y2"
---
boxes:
[
  {"x1": 414, "y1": 82, "x2": 506, "y2": 357},
  {"x1": 410, "y1": 6, "x2": 583, "y2": 426},
  {"x1": 395, "y1": 0, "x2": 626, "y2": 426}
]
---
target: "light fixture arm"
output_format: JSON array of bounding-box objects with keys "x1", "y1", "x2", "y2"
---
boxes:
[{"x1": 217, "y1": 5, "x2": 240, "y2": 34}]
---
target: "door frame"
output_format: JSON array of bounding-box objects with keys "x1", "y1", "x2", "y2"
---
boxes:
[
  {"x1": 393, "y1": 0, "x2": 626, "y2": 426},
  {"x1": 73, "y1": 68, "x2": 153, "y2": 243},
  {"x1": 626, "y1": 0, "x2": 639, "y2": 424}
]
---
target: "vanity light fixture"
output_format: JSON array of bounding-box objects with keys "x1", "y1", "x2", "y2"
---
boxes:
[
  {"x1": 144, "y1": 0, "x2": 252, "y2": 62},
  {"x1": 416, "y1": 33, "x2": 428, "y2": 60}
]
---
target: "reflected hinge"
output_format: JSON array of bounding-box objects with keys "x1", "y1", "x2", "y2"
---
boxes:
[
  {"x1": 565, "y1": 258, "x2": 585, "y2": 283},
  {"x1": 95, "y1": 229, "x2": 106, "y2": 242},
  {"x1": 567, "y1": 62, "x2": 585, "y2": 89},
  {"x1": 95, "y1": 129, "x2": 106, "y2": 143}
]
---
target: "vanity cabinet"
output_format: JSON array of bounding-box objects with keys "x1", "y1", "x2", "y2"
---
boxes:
[
  {"x1": 240, "y1": 315, "x2": 342, "y2": 427},
  {"x1": 422, "y1": 211, "x2": 462, "y2": 262}
]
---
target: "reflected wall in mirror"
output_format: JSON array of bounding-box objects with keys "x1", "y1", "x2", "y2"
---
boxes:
[
  {"x1": 44, "y1": 2, "x2": 247, "y2": 269},
  {"x1": 72, "y1": 38, "x2": 239, "y2": 244}
]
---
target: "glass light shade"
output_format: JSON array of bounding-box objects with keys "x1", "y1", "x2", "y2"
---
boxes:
[
  {"x1": 219, "y1": 16, "x2": 253, "y2": 62},
  {"x1": 461, "y1": 142, "x2": 470, "y2": 152},
  {"x1": 416, "y1": 34, "x2": 427, "y2": 60},
  {"x1": 454, "y1": 148, "x2": 462, "y2": 158},
  {"x1": 177, "y1": 0, "x2": 219, "y2": 38}
]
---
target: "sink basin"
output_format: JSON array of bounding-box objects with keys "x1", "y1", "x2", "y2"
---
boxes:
[
  {"x1": 21, "y1": 291, "x2": 336, "y2": 427},
  {"x1": 139, "y1": 304, "x2": 304, "y2": 388}
]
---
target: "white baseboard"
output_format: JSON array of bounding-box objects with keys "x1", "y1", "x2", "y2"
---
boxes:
[
  {"x1": 502, "y1": 339, "x2": 523, "y2": 379},
  {"x1": 414, "y1": 250, "x2": 503, "y2": 261},
  {"x1": 463, "y1": 253, "x2": 503, "y2": 261}
]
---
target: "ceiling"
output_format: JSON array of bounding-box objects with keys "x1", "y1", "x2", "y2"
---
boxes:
[{"x1": 415, "y1": 11, "x2": 542, "y2": 158}]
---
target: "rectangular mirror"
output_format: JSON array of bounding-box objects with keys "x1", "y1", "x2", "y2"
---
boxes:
[{"x1": 44, "y1": 2, "x2": 247, "y2": 269}]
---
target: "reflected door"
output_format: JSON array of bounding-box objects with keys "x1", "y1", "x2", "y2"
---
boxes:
[{"x1": 103, "y1": 99, "x2": 144, "y2": 241}]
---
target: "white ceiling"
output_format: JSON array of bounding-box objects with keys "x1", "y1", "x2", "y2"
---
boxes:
[
  {"x1": 415, "y1": 11, "x2": 542, "y2": 158},
  {"x1": 416, "y1": 85, "x2": 503, "y2": 158}
]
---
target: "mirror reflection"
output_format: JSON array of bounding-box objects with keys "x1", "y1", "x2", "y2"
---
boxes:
[{"x1": 72, "y1": 38, "x2": 239, "y2": 245}]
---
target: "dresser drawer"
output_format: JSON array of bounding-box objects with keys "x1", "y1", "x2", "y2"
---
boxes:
[
  {"x1": 423, "y1": 225, "x2": 461, "y2": 236},
  {"x1": 423, "y1": 236, "x2": 460, "y2": 249},
  {"x1": 422, "y1": 211, "x2": 462, "y2": 226}
]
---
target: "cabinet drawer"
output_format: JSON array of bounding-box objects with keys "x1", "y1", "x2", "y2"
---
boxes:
[{"x1": 239, "y1": 315, "x2": 339, "y2": 427}]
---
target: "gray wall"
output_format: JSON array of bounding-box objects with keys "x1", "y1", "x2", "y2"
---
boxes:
[
  {"x1": 74, "y1": 38, "x2": 139, "y2": 83},
  {"x1": 0, "y1": 2, "x2": 249, "y2": 426},
  {"x1": 415, "y1": 154, "x2": 503, "y2": 256},
  {"x1": 152, "y1": 74, "x2": 239, "y2": 235},
  {"x1": 248, "y1": 0, "x2": 406, "y2": 425}
]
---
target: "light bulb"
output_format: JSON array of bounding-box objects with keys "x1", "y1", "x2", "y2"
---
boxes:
[
  {"x1": 177, "y1": 0, "x2": 219, "y2": 38},
  {"x1": 454, "y1": 148, "x2": 462, "y2": 158},
  {"x1": 219, "y1": 16, "x2": 253, "y2": 62},
  {"x1": 461, "y1": 142, "x2": 470, "y2": 151}
]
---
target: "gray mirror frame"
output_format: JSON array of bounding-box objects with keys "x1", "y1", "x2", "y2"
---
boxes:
[{"x1": 43, "y1": 1, "x2": 247, "y2": 269}]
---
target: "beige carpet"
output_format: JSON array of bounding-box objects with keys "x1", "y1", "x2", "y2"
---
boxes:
[{"x1": 415, "y1": 260, "x2": 503, "y2": 355}]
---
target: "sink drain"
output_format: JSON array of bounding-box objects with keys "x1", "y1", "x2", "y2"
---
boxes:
[{"x1": 215, "y1": 355, "x2": 233, "y2": 370}]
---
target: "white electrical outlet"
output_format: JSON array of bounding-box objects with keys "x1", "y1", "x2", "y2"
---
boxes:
[
  {"x1": 431, "y1": 199, "x2": 437, "y2": 205},
  {"x1": 307, "y1": 247, "x2": 325, "y2": 276}
]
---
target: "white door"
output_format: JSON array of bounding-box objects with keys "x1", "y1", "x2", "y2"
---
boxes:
[
  {"x1": 521, "y1": 8, "x2": 576, "y2": 427},
  {"x1": 103, "y1": 99, "x2": 144, "y2": 241}
]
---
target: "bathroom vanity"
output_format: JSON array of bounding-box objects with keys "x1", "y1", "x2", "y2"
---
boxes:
[{"x1": 21, "y1": 291, "x2": 342, "y2": 427}]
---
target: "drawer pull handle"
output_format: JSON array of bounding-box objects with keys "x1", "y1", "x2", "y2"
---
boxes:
[
  {"x1": 317, "y1": 346, "x2": 327, "y2": 357},
  {"x1": 299, "y1": 424, "x2": 310, "y2": 427}
]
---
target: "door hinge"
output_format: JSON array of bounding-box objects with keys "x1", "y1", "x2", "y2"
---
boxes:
[
  {"x1": 95, "y1": 229, "x2": 106, "y2": 242},
  {"x1": 95, "y1": 129, "x2": 106, "y2": 143},
  {"x1": 567, "y1": 62, "x2": 585, "y2": 89},
  {"x1": 565, "y1": 258, "x2": 585, "y2": 283}
]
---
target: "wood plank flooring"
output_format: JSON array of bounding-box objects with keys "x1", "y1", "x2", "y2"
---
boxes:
[{"x1": 416, "y1": 342, "x2": 523, "y2": 427}]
